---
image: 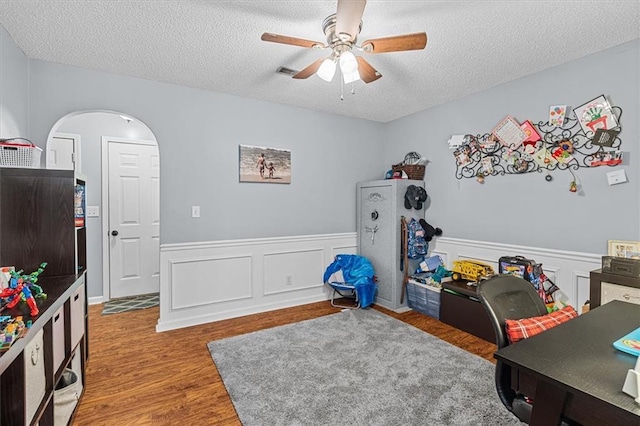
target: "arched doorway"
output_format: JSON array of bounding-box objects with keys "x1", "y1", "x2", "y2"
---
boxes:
[{"x1": 47, "y1": 110, "x2": 160, "y2": 303}]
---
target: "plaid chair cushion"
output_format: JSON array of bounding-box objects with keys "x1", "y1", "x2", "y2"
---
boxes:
[{"x1": 505, "y1": 306, "x2": 578, "y2": 344}]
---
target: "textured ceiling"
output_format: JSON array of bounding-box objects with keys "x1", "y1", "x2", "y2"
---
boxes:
[{"x1": 1, "y1": 1, "x2": 639, "y2": 123}]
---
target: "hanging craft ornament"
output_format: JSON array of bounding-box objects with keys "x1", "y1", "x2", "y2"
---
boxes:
[{"x1": 568, "y1": 169, "x2": 578, "y2": 193}]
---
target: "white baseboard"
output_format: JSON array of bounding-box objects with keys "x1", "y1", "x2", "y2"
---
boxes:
[
  {"x1": 88, "y1": 296, "x2": 104, "y2": 305},
  {"x1": 155, "y1": 233, "x2": 600, "y2": 332}
]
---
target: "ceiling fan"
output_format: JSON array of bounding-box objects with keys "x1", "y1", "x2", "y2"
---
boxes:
[{"x1": 261, "y1": 0, "x2": 427, "y2": 89}]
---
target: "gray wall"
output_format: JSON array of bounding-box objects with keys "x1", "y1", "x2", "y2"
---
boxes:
[
  {"x1": 3, "y1": 23, "x2": 639, "y2": 297},
  {"x1": 27, "y1": 60, "x2": 386, "y2": 248},
  {"x1": 0, "y1": 25, "x2": 28, "y2": 138},
  {"x1": 383, "y1": 39, "x2": 640, "y2": 254}
]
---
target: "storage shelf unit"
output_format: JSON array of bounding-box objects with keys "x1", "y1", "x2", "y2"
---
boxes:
[
  {"x1": 74, "y1": 173, "x2": 89, "y2": 361},
  {"x1": 0, "y1": 168, "x2": 87, "y2": 425},
  {"x1": 0, "y1": 275, "x2": 85, "y2": 425}
]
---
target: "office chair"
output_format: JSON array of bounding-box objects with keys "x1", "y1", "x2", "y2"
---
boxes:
[{"x1": 476, "y1": 275, "x2": 556, "y2": 424}]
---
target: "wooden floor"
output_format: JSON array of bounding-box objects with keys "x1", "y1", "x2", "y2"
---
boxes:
[{"x1": 73, "y1": 301, "x2": 497, "y2": 425}]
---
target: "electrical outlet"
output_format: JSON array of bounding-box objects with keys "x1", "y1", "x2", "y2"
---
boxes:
[
  {"x1": 86, "y1": 206, "x2": 100, "y2": 217},
  {"x1": 285, "y1": 275, "x2": 293, "y2": 286},
  {"x1": 191, "y1": 206, "x2": 200, "y2": 218}
]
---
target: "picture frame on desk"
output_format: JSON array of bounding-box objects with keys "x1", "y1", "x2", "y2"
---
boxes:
[{"x1": 607, "y1": 240, "x2": 640, "y2": 258}]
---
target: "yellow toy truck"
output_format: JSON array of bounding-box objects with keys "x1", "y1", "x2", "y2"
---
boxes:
[{"x1": 450, "y1": 260, "x2": 495, "y2": 282}]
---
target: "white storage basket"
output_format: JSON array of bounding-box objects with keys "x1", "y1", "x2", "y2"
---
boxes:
[{"x1": 0, "y1": 139, "x2": 42, "y2": 168}]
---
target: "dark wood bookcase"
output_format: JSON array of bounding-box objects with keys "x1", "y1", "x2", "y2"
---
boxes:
[
  {"x1": 0, "y1": 168, "x2": 76, "y2": 276},
  {"x1": 0, "y1": 168, "x2": 88, "y2": 425}
]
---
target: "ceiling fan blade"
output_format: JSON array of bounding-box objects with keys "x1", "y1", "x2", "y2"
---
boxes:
[
  {"x1": 361, "y1": 32, "x2": 427, "y2": 53},
  {"x1": 336, "y1": 0, "x2": 367, "y2": 41},
  {"x1": 356, "y1": 56, "x2": 382, "y2": 83},
  {"x1": 261, "y1": 33, "x2": 326, "y2": 49},
  {"x1": 292, "y1": 58, "x2": 326, "y2": 79}
]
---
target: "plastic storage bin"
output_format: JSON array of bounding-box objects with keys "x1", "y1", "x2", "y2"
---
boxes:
[
  {"x1": 0, "y1": 140, "x2": 42, "y2": 168},
  {"x1": 406, "y1": 280, "x2": 441, "y2": 319}
]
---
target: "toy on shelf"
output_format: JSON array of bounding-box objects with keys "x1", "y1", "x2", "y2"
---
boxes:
[
  {"x1": 0, "y1": 263, "x2": 48, "y2": 317},
  {"x1": 409, "y1": 256, "x2": 452, "y2": 288},
  {"x1": 0, "y1": 316, "x2": 29, "y2": 352}
]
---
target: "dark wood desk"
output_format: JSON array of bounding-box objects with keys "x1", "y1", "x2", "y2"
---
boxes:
[{"x1": 495, "y1": 300, "x2": 640, "y2": 426}]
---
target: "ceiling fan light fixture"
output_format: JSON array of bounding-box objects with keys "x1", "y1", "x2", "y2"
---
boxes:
[
  {"x1": 261, "y1": 1, "x2": 427, "y2": 89},
  {"x1": 316, "y1": 58, "x2": 337, "y2": 82},
  {"x1": 342, "y1": 69, "x2": 361, "y2": 84},
  {"x1": 339, "y1": 51, "x2": 358, "y2": 74}
]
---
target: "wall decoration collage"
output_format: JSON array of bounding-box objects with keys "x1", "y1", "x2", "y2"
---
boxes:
[{"x1": 448, "y1": 94, "x2": 624, "y2": 191}]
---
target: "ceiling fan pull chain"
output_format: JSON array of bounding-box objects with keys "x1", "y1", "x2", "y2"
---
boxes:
[
  {"x1": 351, "y1": 81, "x2": 356, "y2": 95},
  {"x1": 340, "y1": 76, "x2": 344, "y2": 101}
]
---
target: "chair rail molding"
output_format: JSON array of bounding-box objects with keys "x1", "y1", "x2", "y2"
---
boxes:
[
  {"x1": 431, "y1": 237, "x2": 600, "y2": 311},
  {"x1": 156, "y1": 233, "x2": 357, "y2": 332},
  {"x1": 157, "y1": 234, "x2": 601, "y2": 332}
]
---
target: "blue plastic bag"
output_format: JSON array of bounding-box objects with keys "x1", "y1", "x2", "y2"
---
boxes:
[{"x1": 323, "y1": 254, "x2": 377, "y2": 308}]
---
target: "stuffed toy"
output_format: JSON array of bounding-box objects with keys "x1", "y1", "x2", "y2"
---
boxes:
[{"x1": 419, "y1": 219, "x2": 443, "y2": 242}]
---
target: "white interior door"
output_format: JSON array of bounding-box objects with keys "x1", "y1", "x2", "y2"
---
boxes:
[
  {"x1": 108, "y1": 141, "x2": 160, "y2": 298},
  {"x1": 46, "y1": 133, "x2": 81, "y2": 171}
]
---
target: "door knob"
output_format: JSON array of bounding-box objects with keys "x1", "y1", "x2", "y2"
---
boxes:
[{"x1": 111, "y1": 230, "x2": 119, "y2": 236}]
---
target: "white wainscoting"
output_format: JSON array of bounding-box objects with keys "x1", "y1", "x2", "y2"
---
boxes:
[
  {"x1": 156, "y1": 233, "x2": 357, "y2": 331},
  {"x1": 156, "y1": 234, "x2": 601, "y2": 332},
  {"x1": 430, "y1": 238, "x2": 601, "y2": 311}
]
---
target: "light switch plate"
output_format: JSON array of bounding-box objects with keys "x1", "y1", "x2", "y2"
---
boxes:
[
  {"x1": 86, "y1": 206, "x2": 100, "y2": 217},
  {"x1": 606, "y1": 169, "x2": 627, "y2": 186},
  {"x1": 191, "y1": 206, "x2": 200, "y2": 218}
]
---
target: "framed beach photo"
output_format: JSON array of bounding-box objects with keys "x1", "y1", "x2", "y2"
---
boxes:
[
  {"x1": 239, "y1": 144, "x2": 291, "y2": 184},
  {"x1": 607, "y1": 240, "x2": 640, "y2": 258}
]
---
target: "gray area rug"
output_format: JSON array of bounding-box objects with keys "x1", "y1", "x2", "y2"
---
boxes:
[{"x1": 207, "y1": 309, "x2": 522, "y2": 426}]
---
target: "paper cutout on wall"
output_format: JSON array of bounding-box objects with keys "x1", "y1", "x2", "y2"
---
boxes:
[
  {"x1": 573, "y1": 95, "x2": 618, "y2": 136},
  {"x1": 592, "y1": 129, "x2": 620, "y2": 147},
  {"x1": 549, "y1": 105, "x2": 567, "y2": 127},
  {"x1": 492, "y1": 115, "x2": 527, "y2": 148},
  {"x1": 591, "y1": 150, "x2": 623, "y2": 167},
  {"x1": 532, "y1": 149, "x2": 558, "y2": 167},
  {"x1": 520, "y1": 120, "x2": 541, "y2": 143}
]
